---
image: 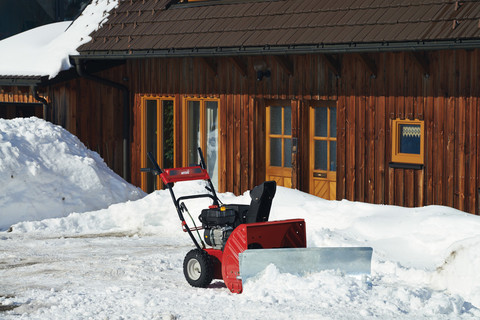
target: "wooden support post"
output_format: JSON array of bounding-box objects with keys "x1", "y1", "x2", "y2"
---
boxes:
[
  {"x1": 229, "y1": 56, "x2": 248, "y2": 77},
  {"x1": 410, "y1": 52, "x2": 430, "y2": 78},
  {"x1": 291, "y1": 99, "x2": 299, "y2": 190},
  {"x1": 273, "y1": 55, "x2": 294, "y2": 76},
  {"x1": 200, "y1": 57, "x2": 218, "y2": 76},
  {"x1": 357, "y1": 53, "x2": 377, "y2": 79},
  {"x1": 323, "y1": 54, "x2": 341, "y2": 77}
]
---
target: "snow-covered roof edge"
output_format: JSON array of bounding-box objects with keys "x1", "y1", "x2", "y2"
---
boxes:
[{"x1": 0, "y1": 0, "x2": 119, "y2": 80}]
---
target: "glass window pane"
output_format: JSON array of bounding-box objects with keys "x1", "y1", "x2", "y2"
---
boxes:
[
  {"x1": 284, "y1": 138, "x2": 292, "y2": 168},
  {"x1": 314, "y1": 140, "x2": 328, "y2": 171},
  {"x1": 399, "y1": 124, "x2": 421, "y2": 154},
  {"x1": 145, "y1": 100, "x2": 157, "y2": 192},
  {"x1": 206, "y1": 101, "x2": 218, "y2": 186},
  {"x1": 330, "y1": 107, "x2": 337, "y2": 138},
  {"x1": 187, "y1": 101, "x2": 201, "y2": 166},
  {"x1": 162, "y1": 100, "x2": 174, "y2": 170},
  {"x1": 270, "y1": 138, "x2": 282, "y2": 166},
  {"x1": 270, "y1": 106, "x2": 282, "y2": 135},
  {"x1": 330, "y1": 141, "x2": 337, "y2": 171},
  {"x1": 315, "y1": 107, "x2": 328, "y2": 137},
  {"x1": 284, "y1": 106, "x2": 291, "y2": 135}
]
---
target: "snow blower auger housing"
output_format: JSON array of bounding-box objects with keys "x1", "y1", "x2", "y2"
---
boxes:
[{"x1": 142, "y1": 148, "x2": 373, "y2": 294}]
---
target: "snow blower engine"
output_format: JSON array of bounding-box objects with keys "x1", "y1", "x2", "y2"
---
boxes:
[
  {"x1": 198, "y1": 180, "x2": 275, "y2": 250},
  {"x1": 142, "y1": 148, "x2": 373, "y2": 293}
]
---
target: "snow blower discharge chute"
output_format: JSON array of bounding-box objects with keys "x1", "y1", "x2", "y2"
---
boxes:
[{"x1": 142, "y1": 148, "x2": 373, "y2": 293}]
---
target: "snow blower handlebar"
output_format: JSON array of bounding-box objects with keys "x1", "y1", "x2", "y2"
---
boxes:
[{"x1": 141, "y1": 148, "x2": 220, "y2": 250}]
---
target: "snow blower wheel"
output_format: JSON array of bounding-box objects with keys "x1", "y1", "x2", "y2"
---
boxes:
[{"x1": 183, "y1": 249, "x2": 214, "y2": 288}]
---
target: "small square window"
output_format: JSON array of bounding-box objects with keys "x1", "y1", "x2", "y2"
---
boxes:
[{"x1": 391, "y1": 118, "x2": 424, "y2": 164}]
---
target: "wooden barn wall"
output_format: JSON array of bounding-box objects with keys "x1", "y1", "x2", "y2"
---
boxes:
[
  {"x1": 47, "y1": 68, "x2": 125, "y2": 175},
  {"x1": 336, "y1": 49, "x2": 480, "y2": 214},
  {"x1": 125, "y1": 54, "x2": 337, "y2": 194},
  {"x1": 45, "y1": 49, "x2": 480, "y2": 215}
]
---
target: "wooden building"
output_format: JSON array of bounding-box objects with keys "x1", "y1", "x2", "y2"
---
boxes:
[{"x1": 2, "y1": 0, "x2": 480, "y2": 214}]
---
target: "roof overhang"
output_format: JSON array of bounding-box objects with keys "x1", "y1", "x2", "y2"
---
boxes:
[
  {"x1": 76, "y1": 39, "x2": 480, "y2": 60},
  {"x1": 0, "y1": 60, "x2": 126, "y2": 87},
  {"x1": 0, "y1": 76, "x2": 44, "y2": 86}
]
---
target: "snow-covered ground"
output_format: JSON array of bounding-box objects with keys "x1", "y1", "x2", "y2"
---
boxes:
[{"x1": 2, "y1": 118, "x2": 480, "y2": 319}]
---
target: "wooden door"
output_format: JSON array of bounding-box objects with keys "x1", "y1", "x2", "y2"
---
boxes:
[
  {"x1": 309, "y1": 102, "x2": 337, "y2": 200},
  {"x1": 140, "y1": 97, "x2": 174, "y2": 193},
  {"x1": 266, "y1": 103, "x2": 292, "y2": 188}
]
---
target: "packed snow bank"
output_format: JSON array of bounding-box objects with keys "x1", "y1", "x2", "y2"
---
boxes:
[
  {"x1": 8, "y1": 180, "x2": 480, "y2": 308},
  {"x1": 0, "y1": 0, "x2": 118, "y2": 78},
  {"x1": 0, "y1": 117, "x2": 144, "y2": 230}
]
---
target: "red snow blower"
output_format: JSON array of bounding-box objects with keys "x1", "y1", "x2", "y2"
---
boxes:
[{"x1": 142, "y1": 148, "x2": 372, "y2": 294}]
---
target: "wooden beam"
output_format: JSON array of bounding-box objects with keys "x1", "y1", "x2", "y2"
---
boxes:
[
  {"x1": 357, "y1": 53, "x2": 377, "y2": 79},
  {"x1": 323, "y1": 54, "x2": 341, "y2": 77},
  {"x1": 273, "y1": 55, "x2": 294, "y2": 76},
  {"x1": 200, "y1": 57, "x2": 217, "y2": 76},
  {"x1": 229, "y1": 56, "x2": 248, "y2": 77},
  {"x1": 410, "y1": 52, "x2": 430, "y2": 78}
]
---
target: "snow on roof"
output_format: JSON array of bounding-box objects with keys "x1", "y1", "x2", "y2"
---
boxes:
[{"x1": 0, "y1": 0, "x2": 118, "y2": 79}]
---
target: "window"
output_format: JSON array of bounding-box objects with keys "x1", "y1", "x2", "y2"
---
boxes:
[
  {"x1": 183, "y1": 98, "x2": 219, "y2": 187},
  {"x1": 312, "y1": 105, "x2": 337, "y2": 172},
  {"x1": 266, "y1": 105, "x2": 292, "y2": 168},
  {"x1": 141, "y1": 97, "x2": 174, "y2": 192},
  {"x1": 391, "y1": 118, "x2": 424, "y2": 164}
]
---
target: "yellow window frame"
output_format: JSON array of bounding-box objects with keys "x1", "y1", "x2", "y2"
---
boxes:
[
  {"x1": 391, "y1": 118, "x2": 424, "y2": 164},
  {"x1": 182, "y1": 97, "x2": 220, "y2": 164},
  {"x1": 182, "y1": 97, "x2": 221, "y2": 188},
  {"x1": 140, "y1": 96, "x2": 175, "y2": 191}
]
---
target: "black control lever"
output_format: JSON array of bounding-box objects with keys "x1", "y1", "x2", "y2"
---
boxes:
[
  {"x1": 141, "y1": 152, "x2": 163, "y2": 176},
  {"x1": 197, "y1": 147, "x2": 207, "y2": 170}
]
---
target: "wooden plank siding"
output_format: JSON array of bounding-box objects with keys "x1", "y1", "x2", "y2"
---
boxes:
[{"x1": 42, "y1": 49, "x2": 480, "y2": 215}]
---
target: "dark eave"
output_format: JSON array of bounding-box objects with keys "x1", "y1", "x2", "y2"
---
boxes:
[
  {"x1": 76, "y1": 38, "x2": 480, "y2": 60},
  {"x1": 0, "y1": 76, "x2": 44, "y2": 86},
  {"x1": 0, "y1": 60, "x2": 126, "y2": 87}
]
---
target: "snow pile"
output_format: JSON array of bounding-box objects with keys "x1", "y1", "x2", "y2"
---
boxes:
[
  {"x1": 0, "y1": 0, "x2": 118, "y2": 78},
  {"x1": 0, "y1": 117, "x2": 144, "y2": 230}
]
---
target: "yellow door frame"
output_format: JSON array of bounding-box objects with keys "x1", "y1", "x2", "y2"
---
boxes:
[
  {"x1": 309, "y1": 101, "x2": 337, "y2": 200},
  {"x1": 265, "y1": 101, "x2": 293, "y2": 188}
]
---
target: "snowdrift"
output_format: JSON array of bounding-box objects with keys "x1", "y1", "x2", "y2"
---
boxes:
[{"x1": 0, "y1": 117, "x2": 144, "y2": 230}]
